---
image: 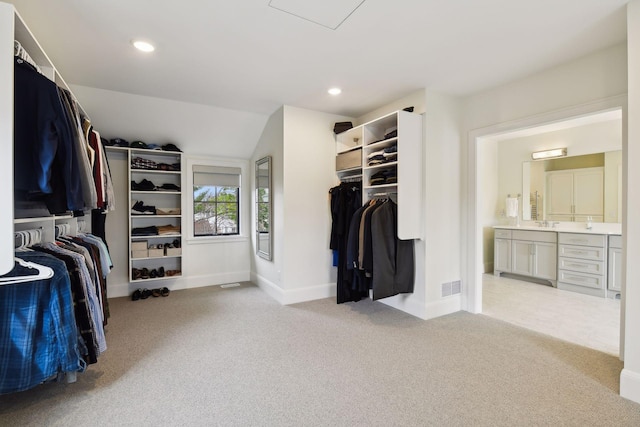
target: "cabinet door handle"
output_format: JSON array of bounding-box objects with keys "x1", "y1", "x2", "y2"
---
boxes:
[
  {"x1": 567, "y1": 263, "x2": 586, "y2": 268},
  {"x1": 568, "y1": 250, "x2": 588, "y2": 255}
]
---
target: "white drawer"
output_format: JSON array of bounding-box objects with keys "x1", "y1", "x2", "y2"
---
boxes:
[
  {"x1": 558, "y1": 244, "x2": 605, "y2": 261},
  {"x1": 558, "y1": 233, "x2": 606, "y2": 248},
  {"x1": 512, "y1": 230, "x2": 557, "y2": 243},
  {"x1": 558, "y1": 257, "x2": 605, "y2": 275},
  {"x1": 494, "y1": 229, "x2": 512, "y2": 239},
  {"x1": 609, "y1": 235, "x2": 622, "y2": 249},
  {"x1": 558, "y1": 270, "x2": 605, "y2": 290}
]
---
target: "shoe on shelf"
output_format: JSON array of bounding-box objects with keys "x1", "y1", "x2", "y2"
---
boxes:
[
  {"x1": 157, "y1": 183, "x2": 181, "y2": 191},
  {"x1": 158, "y1": 266, "x2": 165, "y2": 277},
  {"x1": 131, "y1": 200, "x2": 157, "y2": 215},
  {"x1": 131, "y1": 179, "x2": 157, "y2": 191},
  {"x1": 140, "y1": 268, "x2": 150, "y2": 279}
]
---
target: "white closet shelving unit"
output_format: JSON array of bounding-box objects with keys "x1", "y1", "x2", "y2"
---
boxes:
[
  {"x1": 128, "y1": 148, "x2": 184, "y2": 283},
  {"x1": 336, "y1": 110, "x2": 423, "y2": 239},
  {"x1": 1, "y1": 2, "x2": 89, "y2": 274}
]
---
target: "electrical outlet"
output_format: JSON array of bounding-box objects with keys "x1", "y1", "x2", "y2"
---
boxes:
[
  {"x1": 451, "y1": 280, "x2": 461, "y2": 294},
  {"x1": 441, "y1": 282, "x2": 452, "y2": 297}
]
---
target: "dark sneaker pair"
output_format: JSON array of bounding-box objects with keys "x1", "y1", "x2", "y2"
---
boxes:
[
  {"x1": 131, "y1": 179, "x2": 156, "y2": 191},
  {"x1": 132, "y1": 201, "x2": 156, "y2": 215}
]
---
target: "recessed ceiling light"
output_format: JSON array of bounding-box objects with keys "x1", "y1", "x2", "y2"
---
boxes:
[
  {"x1": 132, "y1": 40, "x2": 155, "y2": 53},
  {"x1": 328, "y1": 87, "x2": 342, "y2": 95}
]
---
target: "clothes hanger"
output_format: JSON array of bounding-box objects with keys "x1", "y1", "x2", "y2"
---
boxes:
[
  {"x1": 1, "y1": 229, "x2": 53, "y2": 285},
  {"x1": 0, "y1": 257, "x2": 54, "y2": 285}
]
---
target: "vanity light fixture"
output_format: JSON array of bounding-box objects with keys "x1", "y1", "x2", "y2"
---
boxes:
[
  {"x1": 132, "y1": 40, "x2": 155, "y2": 53},
  {"x1": 328, "y1": 87, "x2": 342, "y2": 96},
  {"x1": 531, "y1": 147, "x2": 567, "y2": 160}
]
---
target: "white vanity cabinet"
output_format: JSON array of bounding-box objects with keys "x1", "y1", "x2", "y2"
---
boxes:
[
  {"x1": 494, "y1": 229, "x2": 512, "y2": 274},
  {"x1": 608, "y1": 235, "x2": 622, "y2": 297},
  {"x1": 557, "y1": 233, "x2": 608, "y2": 297},
  {"x1": 493, "y1": 229, "x2": 556, "y2": 285},
  {"x1": 511, "y1": 230, "x2": 557, "y2": 285}
]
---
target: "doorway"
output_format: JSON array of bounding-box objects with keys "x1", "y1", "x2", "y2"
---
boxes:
[{"x1": 465, "y1": 95, "x2": 627, "y2": 357}]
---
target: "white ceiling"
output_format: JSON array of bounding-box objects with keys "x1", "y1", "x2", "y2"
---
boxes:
[{"x1": 8, "y1": 0, "x2": 629, "y2": 118}]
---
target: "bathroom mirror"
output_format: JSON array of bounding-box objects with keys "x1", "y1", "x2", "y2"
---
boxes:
[
  {"x1": 256, "y1": 156, "x2": 272, "y2": 260},
  {"x1": 522, "y1": 150, "x2": 622, "y2": 223}
]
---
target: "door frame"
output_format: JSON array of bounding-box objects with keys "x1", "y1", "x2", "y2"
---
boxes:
[{"x1": 463, "y1": 94, "x2": 627, "y2": 355}]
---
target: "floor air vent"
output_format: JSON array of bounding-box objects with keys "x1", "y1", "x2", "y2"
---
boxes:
[{"x1": 221, "y1": 283, "x2": 241, "y2": 289}]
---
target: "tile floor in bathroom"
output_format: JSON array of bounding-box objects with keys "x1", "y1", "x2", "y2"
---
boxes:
[{"x1": 482, "y1": 273, "x2": 621, "y2": 356}]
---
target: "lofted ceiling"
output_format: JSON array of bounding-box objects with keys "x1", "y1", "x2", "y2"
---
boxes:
[{"x1": 7, "y1": 0, "x2": 629, "y2": 118}]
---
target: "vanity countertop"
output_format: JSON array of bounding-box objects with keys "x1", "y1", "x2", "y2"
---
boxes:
[{"x1": 494, "y1": 223, "x2": 621, "y2": 235}]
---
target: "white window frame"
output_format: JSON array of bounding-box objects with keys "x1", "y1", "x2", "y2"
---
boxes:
[{"x1": 186, "y1": 156, "x2": 249, "y2": 244}]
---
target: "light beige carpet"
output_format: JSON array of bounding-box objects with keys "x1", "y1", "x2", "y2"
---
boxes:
[{"x1": 1, "y1": 282, "x2": 639, "y2": 426}]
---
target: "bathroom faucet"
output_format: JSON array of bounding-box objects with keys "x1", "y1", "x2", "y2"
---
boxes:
[{"x1": 536, "y1": 220, "x2": 549, "y2": 227}]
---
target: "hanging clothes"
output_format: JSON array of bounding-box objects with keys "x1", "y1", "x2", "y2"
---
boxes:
[
  {"x1": 332, "y1": 195, "x2": 415, "y2": 304},
  {"x1": 370, "y1": 199, "x2": 414, "y2": 300},
  {"x1": 329, "y1": 181, "x2": 366, "y2": 303},
  {"x1": 13, "y1": 57, "x2": 82, "y2": 213},
  {"x1": 13, "y1": 57, "x2": 114, "y2": 215},
  {"x1": 0, "y1": 252, "x2": 84, "y2": 395}
]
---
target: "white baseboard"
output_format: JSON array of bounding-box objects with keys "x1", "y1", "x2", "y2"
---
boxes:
[
  {"x1": 107, "y1": 271, "x2": 251, "y2": 298},
  {"x1": 250, "y1": 272, "x2": 336, "y2": 305},
  {"x1": 379, "y1": 294, "x2": 427, "y2": 319},
  {"x1": 379, "y1": 294, "x2": 461, "y2": 320},
  {"x1": 251, "y1": 272, "x2": 285, "y2": 304},
  {"x1": 620, "y1": 369, "x2": 640, "y2": 404},
  {"x1": 425, "y1": 294, "x2": 462, "y2": 320}
]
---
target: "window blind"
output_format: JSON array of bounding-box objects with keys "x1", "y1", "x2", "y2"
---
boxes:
[{"x1": 193, "y1": 165, "x2": 241, "y2": 187}]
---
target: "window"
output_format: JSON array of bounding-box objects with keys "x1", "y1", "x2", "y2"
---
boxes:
[{"x1": 193, "y1": 166, "x2": 241, "y2": 236}]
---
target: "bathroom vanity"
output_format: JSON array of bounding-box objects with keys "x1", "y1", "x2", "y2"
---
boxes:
[{"x1": 494, "y1": 224, "x2": 622, "y2": 298}]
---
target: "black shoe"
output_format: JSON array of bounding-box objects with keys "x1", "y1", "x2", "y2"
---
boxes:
[
  {"x1": 132, "y1": 201, "x2": 157, "y2": 215},
  {"x1": 132, "y1": 289, "x2": 142, "y2": 301},
  {"x1": 157, "y1": 183, "x2": 180, "y2": 191},
  {"x1": 132, "y1": 179, "x2": 156, "y2": 191}
]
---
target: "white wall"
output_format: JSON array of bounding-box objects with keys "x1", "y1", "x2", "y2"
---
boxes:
[
  {"x1": 250, "y1": 107, "x2": 284, "y2": 300},
  {"x1": 604, "y1": 150, "x2": 623, "y2": 222},
  {"x1": 478, "y1": 139, "x2": 498, "y2": 273},
  {"x1": 73, "y1": 86, "x2": 266, "y2": 297},
  {"x1": 422, "y1": 91, "x2": 463, "y2": 318},
  {"x1": 277, "y1": 106, "x2": 352, "y2": 303},
  {"x1": 250, "y1": 106, "x2": 352, "y2": 304},
  {"x1": 356, "y1": 89, "x2": 426, "y2": 125},
  {"x1": 621, "y1": 0, "x2": 640, "y2": 404},
  {"x1": 70, "y1": 85, "x2": 268, "y2": 158},
  {"x1": 461, "y1": 43, "x2": 628, "y2": 314},
  {"x1": 463, "y1": 43, "x2": 627, "y2": 132}
]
